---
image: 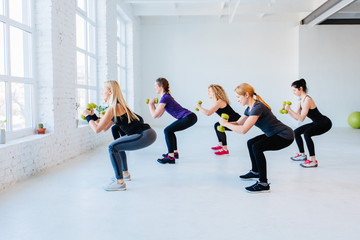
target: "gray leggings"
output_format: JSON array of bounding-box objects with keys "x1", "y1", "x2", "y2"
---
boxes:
[{"x1": 108, "y1": 128, "x2": 157, "y2": 180}]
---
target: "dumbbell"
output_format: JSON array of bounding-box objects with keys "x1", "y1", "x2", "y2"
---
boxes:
[
  {"x1": 279, "y1": 101, "x2": 292, "y2": 114},
  {"x1": 195, "y1": 100, "x2": 202, "y2": 111},
  {"x1": 146, "y1": 98, "x2": 159, "y2": 104},
  {"x1": 80, "y1": 103, "x2": 97, "y2": 120},
  {"x1": 217, "y1": 113, "x2": 229, "y2": 132}
]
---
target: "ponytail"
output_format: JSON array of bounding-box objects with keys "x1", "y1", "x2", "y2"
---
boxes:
[
  {"x1": 291, "y1": 78, "x2": 308, "y2": 93},
  {"x1": 156, "y1": 77, "x2": 171, "y2": 96},
  {"x1": 235, "y1": 83, "x2": 271, "y2": 111},
  {"x1": 254, "y1": 93, "x2": 271, "y2": 111}
]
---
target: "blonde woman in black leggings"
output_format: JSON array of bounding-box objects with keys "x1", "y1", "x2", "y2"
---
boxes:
[
  {"x1": 285, "y1": 79, "x2": 332, "y2": 168},
  {"x1": 196, "y1": 84, "x2": 240, "y2": 156}
]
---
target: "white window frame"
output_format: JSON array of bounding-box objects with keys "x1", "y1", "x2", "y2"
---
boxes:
[
  {"x1": 0, "y1": 0, "x2": 35, "y2": 140},
  {"x1": 116, "y1": 6, "x2": 133, "y2": 106},
  {"x1": 75, "y1": 0, "x2": 98, "y2": 123}
]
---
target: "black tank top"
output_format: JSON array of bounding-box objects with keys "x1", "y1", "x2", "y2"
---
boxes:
[
  {"x1": 216, "y1": 104, "x2": 241, "y2": 122},
  {"x1": 303, "y1": 95, "x2": 328, "y2": 123},
  {"x1": 113, "y1": 113, "x2": 150, "y2": 135}
]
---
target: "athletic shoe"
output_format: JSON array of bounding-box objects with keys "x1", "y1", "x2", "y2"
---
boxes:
[
  {"x1": 245, "y1": 181, "x2": 270, "y2": 193},
  {"x1": 103, "y1": 181, "x2": 127, "y2": 191},
  {"x1": 239, "y1": 171, "x2": 259, "y2": 180},
  {"x1": 211, "y1": 145, "x2": 223, "y2": 150},
  {"x1": 111, "y1": 172, "x2": 131, "y2": 182},
  {"x1": 162, "y1": 152, "x2": 179, "y2": 159},
  {"x1": 214, "y1": 148, "x2": 229, "y2": 155},
  {"x1": 290, "y1": 153, "x2": 307, "y2": 161},
  {"x1": 157, "y1": 155, "x2": 175, "y2": 164},
  {"x1": 300, "y1": 160, "x2": 318, "y2": 168}
]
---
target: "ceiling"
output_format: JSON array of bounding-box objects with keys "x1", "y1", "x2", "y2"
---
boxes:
[{"x1": 120, "y1": 0, "x2": 360, "y2": 24}]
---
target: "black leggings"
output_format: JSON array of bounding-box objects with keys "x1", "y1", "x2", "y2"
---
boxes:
[
  {"x1": 164, "y1": 113, "x2": 197, "y2": 153},
  {"x1": 214, "y1": 122, "x2": 231, "y2": 146},
  {"x1": 247, "y1": 134, "x2": 294, "y2": 183},
  {"x1": 294, "y1": 118, "x2": 332, "y2": 156}
]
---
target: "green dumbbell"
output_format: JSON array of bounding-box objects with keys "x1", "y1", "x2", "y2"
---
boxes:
[
  {"x1": 195, "y1": 100, "x2": 202, "y2": 111},
  {"x1": 217, "y1": 113, "x2": 229, "y2": 132},
  {"x1": 146, "y1": 98, "x2": 158, "y2": 104},
  {"x1": 280, "y1": 101, "x2": 292, "y2": 114},
  {"x1": 80, "y1": 102, "x2": 97, "y2": 120}
]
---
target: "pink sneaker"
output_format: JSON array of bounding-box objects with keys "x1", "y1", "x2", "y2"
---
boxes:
[
  {"x1": 300, "y1": 160, "x2": 318, "y2": 168},
  {"x1": 211, "y1": 145, "x2": 223, "y2": 150},
  {"x1": 214, "y1": 149, "x2": 229, "y2": 155}
]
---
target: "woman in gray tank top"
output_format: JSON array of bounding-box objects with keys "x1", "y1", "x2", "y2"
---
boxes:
[{"x1": 219, "y1": 83, "x2": 294, "y2": 193}]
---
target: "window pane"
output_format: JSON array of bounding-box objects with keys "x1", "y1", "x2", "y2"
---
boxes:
[
  {"x1": 88, "y1": 56, "x2": 96, "y2": 87},
  {"x1": 11, "y1": 82, "x2": 32, "y2": 130},
  {"x1": 0, "y1": 0, "x2": 4, "y2": 15},
  {"x1": 9, "y1": 0, "x2": 31, "y2": 25},
  {"x1": 77, "y1": 0, "x2": 85, "y2": 11},
  {"x1": 120, "y1": 44, "x2": 126, "y2": 66},
  {"x1": 120, "y1": 21, "x2": 125, "y2": 43},
  {"x1": 77, "y1": 88, "x2": 86, "y2": 115},
  {"x1": 88, "y1": 0, "x2": 95, "y2": 21},
  {"x1": 119, "y1": 68, "x2": 126, "y2": 92},
  {"x1": 88, "y1": 23, "x2": 95, "y2": 54},
  {"x1": 0, "y1": 81, "x2": 5, "y2": 123},
  {"x1": 116, "y1": 19, "x2": 121, "y2": 39},
  {"x1": 10, "y1": 26, "x2": 32, "y2": 78},
  {"x1": 77, "y1": 52, "x2": 86, "y2": 85},
  {"x1": 89, "y1": 89, "x2": 96, "y2": 105},
  {"x1": 76, "y1": 14, "x2": 85, "y2": 50},
  {"x1": 0, "y1": 22, "x2": 5, "y2": 75},
  {"x1": 117, "y1": 42, "x2": 120, "y2": 65}
]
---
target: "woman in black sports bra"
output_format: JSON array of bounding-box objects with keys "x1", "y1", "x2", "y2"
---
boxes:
[
  {"x1": 285, "y1": 79, "x2": 332, "y2": 168},
  {"x1": 196, "y1": 84, "x2": 241, "y2": 156}
]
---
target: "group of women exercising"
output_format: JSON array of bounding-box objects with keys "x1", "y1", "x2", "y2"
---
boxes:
[{"x1": 83, "y1": 78, "x2": 332, "y2": 193}]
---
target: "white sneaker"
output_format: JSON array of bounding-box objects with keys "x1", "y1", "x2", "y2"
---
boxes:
[
  {"x1": 300, "y1": 160, "x2": 318, "y2": 168},
  {"x1": 103, "y1": 181, "x2": 127, "y2": 191},
  {"x1": 290, "y1": 153, "x2": 307, "y2": 161},
  {"x1": 110, "y1": 173, "x2": 131, "y2": 182}
]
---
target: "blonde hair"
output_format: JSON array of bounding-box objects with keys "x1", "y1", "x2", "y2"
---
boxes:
[
  {"x1": 234, "y1": 83, "x2": 271, "y2": 111},
  {"x1": 208, "y1": 84, "x2": 230, "y2": 104},
  {"x1": 104, "y1": 80, "x2": 139, "y2": 123}
]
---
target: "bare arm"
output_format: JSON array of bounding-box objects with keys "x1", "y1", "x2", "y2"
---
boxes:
[
  {"x1": 236, "y1": 114, "x2": 248, "y2": 125},
  {"x1": 84, "y1": 107, "x2": 115, "y2": 134},
  {"x1": 286, "y1": 99, "x2": 310, "y2": 122},
  {"x1": 220, "y1": 115, "x2": 258, "y2": 134},
  {"x1": 197, "y1": 100, "x2": 224, "y2": 116},
  {"x1": 149, "y1": 98, "x2": 166, "y2": 118}
]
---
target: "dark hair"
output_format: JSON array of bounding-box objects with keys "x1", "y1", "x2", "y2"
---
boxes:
[
  {"x1": 156, "y1": 77, "x2": 171, "y2": 95},
  {"x1": 291, "y1": 78, "x2": 308, "y2": 93}
]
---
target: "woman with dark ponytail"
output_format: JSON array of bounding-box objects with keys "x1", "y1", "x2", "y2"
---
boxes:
[
  {"x1": 285, "y1": 79, "x2": 332, "y2": 168},
  {"x1": 148, "y1": 77, "x2": 197, "y2": 164},
  {"x1": 220, "y1": 83, "x2": 294, "y2": 192}
]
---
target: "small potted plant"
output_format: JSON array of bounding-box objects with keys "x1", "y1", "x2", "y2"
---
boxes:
[
  {"x1": 36, "y1": 123, "x2": 46, "y2": 134},
  {"x1": 96, "y1": 104, "x2": 109, "y2": 118},
  {"x1": 0, "y1": 119, "x2": 7, "y2": 144}
]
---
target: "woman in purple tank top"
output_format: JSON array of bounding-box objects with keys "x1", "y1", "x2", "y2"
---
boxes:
[{"x1": 148, "y1": 78, "x2": 197, "y2": 164}]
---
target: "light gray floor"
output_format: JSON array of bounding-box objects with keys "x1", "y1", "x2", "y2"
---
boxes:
[{"x1": 0, "y1": 126, "x2": 359, "y2": 240}]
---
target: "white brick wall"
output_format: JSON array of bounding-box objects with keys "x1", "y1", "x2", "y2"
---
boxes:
[{"x1": 0, "y1": 0, "x2": 140, "y2": 191}]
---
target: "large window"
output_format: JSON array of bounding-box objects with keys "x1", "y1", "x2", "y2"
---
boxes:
[
  {"x1": 0, "y1": 0, "x2": 34, "y2": 137},
  {"x1": 117, "y1": 7, "x2": 133, "y2": 104},
  {"x1": 76, "y1": 0, "x2": 97, "y2": 120}
]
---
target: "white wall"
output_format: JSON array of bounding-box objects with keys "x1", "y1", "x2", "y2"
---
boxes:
[
  {"x1": 140, "y1": 21, "x2": 300, "y2": 128},
  {"x1": 299, "y1": 25, "x2": 360, "y2": 127}
]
